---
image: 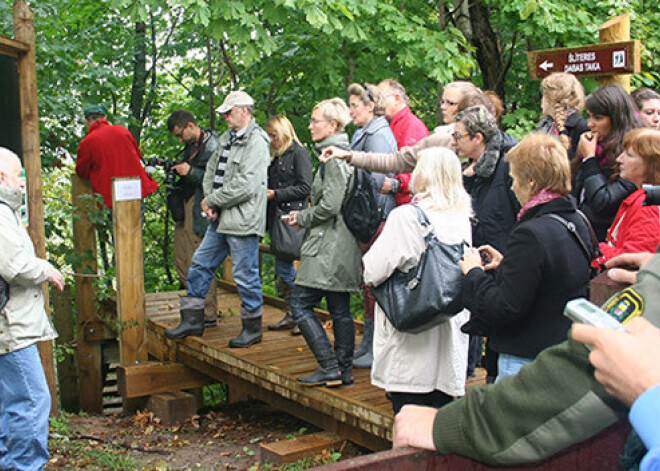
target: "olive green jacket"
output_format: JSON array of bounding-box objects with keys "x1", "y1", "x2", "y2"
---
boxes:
[
  {"x1": 295, "y1": 133, "x2": 362, "y2": 292},
  {"x1": 203, "y1": 118, "x2": 270, "y2": 237}
]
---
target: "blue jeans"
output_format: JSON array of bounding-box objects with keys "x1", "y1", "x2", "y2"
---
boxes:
[
  {"x1": 0, "y1": 344, "x2": 50, "y2": 471},
  {"x1": 275, "y1": 257, "x2": 296, "y2": 288},
  {"x1": 495, "y1": 353, "x2": 533, "y2": 383},
  {"x1": 187, "y1": 221, "x2": 262, "y2": 317}
]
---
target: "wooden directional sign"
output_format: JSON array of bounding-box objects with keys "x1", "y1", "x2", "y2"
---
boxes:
[{"x1": 528, "y1": 40, "x2": 640, "y2": 80}]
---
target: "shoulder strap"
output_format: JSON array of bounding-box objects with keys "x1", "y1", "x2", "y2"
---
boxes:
[{"x1": 544, "y1": 213, "x2": 593, "y2": 261}]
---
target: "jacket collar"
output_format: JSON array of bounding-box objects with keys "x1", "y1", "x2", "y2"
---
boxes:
[
  {"x1": 352, "y1": 116, "x2": 390, "y2": 147},
  {"x1": 390, "y1": 106, "x2": 412, "y2": 127},
  {"x1": 519, "y1": 194, "x2": 578, "y2": 223},
  {"x1": 0, "y1": 184, "x2": 22, "y2": 211},
  {"x1": 86, "y1": 118, "x2": 110, "y2": 135}
]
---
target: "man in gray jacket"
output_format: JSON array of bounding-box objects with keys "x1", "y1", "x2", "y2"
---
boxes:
[
  {"x1": 165, "y1": 92, "x2": 270, "y2": 348},
  {"x1": 0, "y1": 147, "x2": 64, "y2": 470}
]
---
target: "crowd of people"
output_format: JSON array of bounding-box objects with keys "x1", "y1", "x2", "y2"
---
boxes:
[{"x1": 4, "y1": 72, "x2": 660, "y2": 469}]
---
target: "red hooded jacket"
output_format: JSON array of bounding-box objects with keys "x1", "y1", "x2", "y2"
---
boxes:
[
  {"x1": 76, "y1": 118, "x2": 158, "y2": 208},
  {"x1": 596, "y1": 188, "x2": 660, "y2": 265}
]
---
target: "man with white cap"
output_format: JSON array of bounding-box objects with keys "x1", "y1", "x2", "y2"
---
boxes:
[{"x1": 165, "y1": 91, "x2": 270, "y2": 348}]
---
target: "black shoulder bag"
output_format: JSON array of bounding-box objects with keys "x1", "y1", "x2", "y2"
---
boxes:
[
  {"x1": 545, "y1": 210, "x2": 601, "y2": 278},
  {"x1": 370, "y1": 205, "x2": 468, "y2": 333}
]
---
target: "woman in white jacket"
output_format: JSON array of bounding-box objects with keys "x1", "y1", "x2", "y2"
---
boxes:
[{"x1": 363, "y1": 147, "x2": 472, "y2": 413}]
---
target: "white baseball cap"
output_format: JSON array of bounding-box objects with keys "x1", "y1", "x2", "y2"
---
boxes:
[{"x1": 216, "y1": 91, "x2": 255, "y2": 114}]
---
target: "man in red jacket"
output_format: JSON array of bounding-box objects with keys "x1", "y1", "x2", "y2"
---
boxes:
[
  {"x1": 76, "y1": 106, "x2": 158, "y2": 209},
  {"x1": 377, "y1": 79, "x2": 429, "y2": 205}
]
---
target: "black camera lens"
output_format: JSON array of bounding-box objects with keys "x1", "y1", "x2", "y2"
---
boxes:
[{"x1": 643, "y1": 184, "x2": 660, "y2": 206}]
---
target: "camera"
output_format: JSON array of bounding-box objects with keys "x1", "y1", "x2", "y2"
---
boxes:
[
  {"x1": 643, "y1": 184, "x2": 660, "y2": 206},
  {"x1": 146, "y1": 157, "x2": 178, "y2": 186}
]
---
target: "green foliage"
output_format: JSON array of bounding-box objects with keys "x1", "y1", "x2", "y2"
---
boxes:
[{"x1": 3, "y1": 0, "x2": 660, "y2": 303}]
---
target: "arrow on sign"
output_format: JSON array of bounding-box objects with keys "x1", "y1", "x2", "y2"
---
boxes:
[{"x1": 539, "y1": 60, "x2": 554, "y2": 71}]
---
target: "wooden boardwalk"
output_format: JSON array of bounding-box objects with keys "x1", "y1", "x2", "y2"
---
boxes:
[{"x1": 145, "y1": 285, "x2": 485, "y2": 452}]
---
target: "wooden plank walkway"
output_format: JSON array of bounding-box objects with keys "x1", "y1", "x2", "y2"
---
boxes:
[{"x1": 145, "y1": 286, "x2": 485, "y2": 452}]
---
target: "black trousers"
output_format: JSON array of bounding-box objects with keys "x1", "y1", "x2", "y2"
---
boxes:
[{"x1": 388, "y1": 389, "x2": 453, "y2": 415}]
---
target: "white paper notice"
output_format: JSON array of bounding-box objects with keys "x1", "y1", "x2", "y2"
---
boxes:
[{"x1": 114, "y1": 180, "x2": 142, "y2": 201}]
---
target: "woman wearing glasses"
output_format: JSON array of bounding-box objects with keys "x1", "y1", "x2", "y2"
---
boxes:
[
  {"x1": 346, "y1": 83, "x2": 397, "y2": 369},
  {"x1": 285, "y1": 98, "x2": 362, "y2": 387},
  {"x1": 435, "y1": 81, "x2": 478, "y2": 135}
]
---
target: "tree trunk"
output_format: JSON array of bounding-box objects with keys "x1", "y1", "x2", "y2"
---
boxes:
[
  {"x1": 468, "y1": 1, "x2": 506, "y2": 100},
  {"x1": 129, "y1": 21, "x2": 147, "y2": 145}
]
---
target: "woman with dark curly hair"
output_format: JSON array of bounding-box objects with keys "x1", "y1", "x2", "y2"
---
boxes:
[{"x1": 572, "y1": 84, "x2": 638, "y2": 240}]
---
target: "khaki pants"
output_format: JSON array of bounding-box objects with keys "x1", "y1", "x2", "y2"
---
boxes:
[{"x1": 174, "y1": 197, "x2": 218, "y2": 322}]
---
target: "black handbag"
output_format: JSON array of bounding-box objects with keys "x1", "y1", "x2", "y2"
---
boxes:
[
  {"x1": 371, "y1": 205, "x2": 468, "y2": 333},
  {"x1": 270, "y1": 207, "x2": 305, "y2": 263}
]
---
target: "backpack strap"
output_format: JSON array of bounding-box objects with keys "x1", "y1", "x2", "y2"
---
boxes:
[{"x1": 544, "y1": 212, "x2": 594, "y2": 262}]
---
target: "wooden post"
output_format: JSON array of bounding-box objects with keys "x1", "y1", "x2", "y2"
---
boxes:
[
  {"x1": 51, "y1": 285, "x2": 79, "y2": 412},
  {"x1": 599, "y1": 13, "x2": 631, "y2": 91},
  {"x1": 13, "y1": 1, "x2": 57, "y2": 414},
  {"x1": 112, "y1": 177, "x2": 147, "y2": 366},
  {"x1": 72, "y1": 175, "x2": 104, "y2": 413}
]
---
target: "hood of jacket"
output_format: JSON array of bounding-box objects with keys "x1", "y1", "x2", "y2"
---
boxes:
[
  {"x1": 313, "y1": 133, "x2": 350, "y2": 155},
  {"x1": 0, "y1": 184, "x2": 22, "y2": 210}
]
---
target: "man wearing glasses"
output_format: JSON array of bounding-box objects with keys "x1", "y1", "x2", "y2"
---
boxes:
[
  {"x1": 165, "y1": 110, "x2": 220, "y2": 331},
  {"x1": 166, "y1": 92, "x2": 270, "y2": 348}
]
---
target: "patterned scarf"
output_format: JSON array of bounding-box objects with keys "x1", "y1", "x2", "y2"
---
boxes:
[{"x1": 517, "y1": 188, "x2": 563, "y2": 220}]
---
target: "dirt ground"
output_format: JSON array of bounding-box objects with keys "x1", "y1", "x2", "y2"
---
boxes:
[{"x1": 46, "y1": 399, "x2": 368, "y2": 470}]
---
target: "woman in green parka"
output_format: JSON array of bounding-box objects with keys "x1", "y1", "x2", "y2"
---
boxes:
[{"x1": 286, "y1": 98, "x2": 362, "y2": 387}]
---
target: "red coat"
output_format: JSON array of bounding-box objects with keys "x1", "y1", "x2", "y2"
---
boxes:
[
  {"x1": 598, "y1": 188, "x2": 660, "y2": 263},
  {"x1": 76, "y1": 119, "x2": 158, "y2": 208},
  {"x1": 388, "y1": 106, "x2": 429, "y2": 206}
]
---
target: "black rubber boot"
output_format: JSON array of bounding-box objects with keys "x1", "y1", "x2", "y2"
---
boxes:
[
  {"x1": 333, "y1": 315, "x2": 356, "y2": 386},
  {"x1": 165, "y1": 305, "x2": 205, "y2": 339},
  {"x1": 269, "y1": 282, "x2": 295, "y2": 330},
  {"x1": 296, "y1": 317, "x2": 342, "y2": 387},
  {"x1": 353, "y1": 317, "x2": 374, "y2": 369},
  {"x1": 229, "y1": 317, "x2": 262, "y2": 348}
]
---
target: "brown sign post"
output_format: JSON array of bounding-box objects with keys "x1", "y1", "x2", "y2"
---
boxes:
[
  {"x1": 528, "y1": 40, "x2": 640, "y2": 80},
  {"x1": 527, "y1": 13, "x2": 640, "y2": 92}
]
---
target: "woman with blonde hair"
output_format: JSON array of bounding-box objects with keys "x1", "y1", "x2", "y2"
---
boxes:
[
  {"x1": 265, "y1": 115, "x2": 313, "y2": 331},
  {"x1": 363, "y1": 147, "x2": 471, "y2": 412},
  {"x1": 459, "y1": 132, "x2": 593, "y2": 381},
  {"x1": 286, "y1": 98, "x2": 362, "y2": 386},
  {"x1": 536, "y1": 72, "x2": 589, "y2": 160},
  {"x1": 593, "y1": 129, "x2": 660, "y2": 268}
]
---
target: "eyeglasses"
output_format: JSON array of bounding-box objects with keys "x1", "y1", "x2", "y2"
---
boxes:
[
  {"x1": 452, "y1": 131, "x2": 468, "y2": 141},
  {"x1": 174, "y1": 128, "x2": 186, "y2": 139},
  {"x1": 309, "y1": 119, "x2": 330, "y2": 126},
  {"x1": 442, "y1": 99, "x2": 458, "y2": 106},
  {"x1": 221, "y1": 107, "x2": 235, "y2": 117}
]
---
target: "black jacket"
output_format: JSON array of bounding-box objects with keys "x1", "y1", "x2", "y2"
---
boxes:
[
  {"x1": 179, "y1": 129, "x2": 219, "y2": 237},
  {"x1": 572, "y1": 157, "x2": 636, "y2": 241},
  {"x1": 462, "y1": 195, "x2": 592, "y2": 359},
  {"x1": 267, "y1": 142, "x2": 313, "y2": 230},
  {"x1": 463, "y1": 131, "x2": 520, "y2": 254}
]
